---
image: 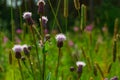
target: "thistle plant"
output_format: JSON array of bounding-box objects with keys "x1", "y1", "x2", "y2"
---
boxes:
[
  {"x1": 23, "y1": 11, "x2": 42, "y2": 79},
  {"x1": 55, "y1": 33, "x2": 66, "y2": 80},
  {"x1": 12, "y1": 45, "x2": 24, "y2": 80},
  {"x1": 76, "y1": 61, "x2": 86, "y2": 80}
]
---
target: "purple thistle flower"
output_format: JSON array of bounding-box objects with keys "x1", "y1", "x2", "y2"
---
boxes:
[
  {"x1": 12, "y1": 45, "x2": 22, "y2": 59},
  {"x1": 3, "y1": 36, "x2": 8, "y2": 43},
  {"x1": 16, "y1": 29, "x2": 23, "y2": 34},
  {"x1": 23, "y1": 12, "x2": 34, "y2": 25},
  {"x1": 37, "y1": 0, "x2": 45, "y2": 14},
  {"x1": 73, "y1": 26, "x2": 79, "y2": 32},
  {"x1": 39, "y1": 16, "x2": 48, "y2": 27},
  {"x1": 55, "y1": 33, "x2": 66, "y2": 48},
  {"x1": 85, "y1": 24, "x2": 93, "y2": 32}
]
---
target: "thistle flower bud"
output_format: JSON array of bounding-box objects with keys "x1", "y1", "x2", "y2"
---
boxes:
[
  {"x1": 45, "y1": 34, "x2": 51, "y2": 41},
  {"x1": 110, "y1": 76, "x2": 118, "y2": 80},
  {"x1": 28, "y1": 46, "x2": 32, "y2": 51},
  {"x1": 22, "y1": 44, "x2": 30, "y2": 57},
  {"x1": 70, "y1": 66, "x2": 75, "y2": 72},
  {"x1": 37, "y1": 0, "x2": 45, "y2": 14},
  {"x1": 23, "y1": 12, "x2": 34, "y2": 25},
  {"x1": 21, "y1": 56, "x2": 26, "y2": 62}
]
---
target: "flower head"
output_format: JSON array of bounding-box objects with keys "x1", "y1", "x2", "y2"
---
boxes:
[
  {"x1": 16, "y1": 29, "x2": 22, "y2": 34},
  {"x1": 37, "y1": 0, "x2": 45, "y2": 14},
  {"x1": 76, "y1": 61, "x2": 86, "y2": 67},
  {"x1": 12, "y1": 45, "x2": 22, "y2": 53},
  {"x1": 39, "y1": 16, "x2": 48, "y2": 27},
  {"x1": 55, "y1": 33, "x2": 66, "y2": 48},
  {"x1": 85, "y1": 24, "x2": 93, "y2": 32},
  {"x1": 37, "y1": 0, "x2": 45, "y2": 6},
  {"x1": 55, "y1": 33, "x2": 66, "y2": 42},
  {"x1": 23, "y1": 12, "x2": 34, "y2": 25},
  {"x1": 23, "y1": 12, "x2": 32, "y2": 19},
  {"x1": 12, "y1": 45, "x2": 22, "y2": 59},
  {"x1": 73, "y1": 26, "x2": 79, "y2": 32}
]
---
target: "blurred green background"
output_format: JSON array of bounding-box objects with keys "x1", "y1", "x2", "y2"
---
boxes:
[{"x1": 0, "y1": 0, "x2": 120, "y2": 34}]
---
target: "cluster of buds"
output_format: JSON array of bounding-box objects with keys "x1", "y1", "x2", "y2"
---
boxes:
[{"x1": 12, "y1": 44, "x2": 31, "y2": 59}]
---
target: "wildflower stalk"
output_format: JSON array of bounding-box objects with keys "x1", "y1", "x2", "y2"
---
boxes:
[
  {"x1": 30, "y1": 25, "x2": 42, "y2": 79},
  {"x1": 40, "y1": 15, "x2": 44, "y2": 41},
  {"x1": 74, "y1": 0, "x2": 80, "y2": 10},
  {"x1": 11, "y1": 0, "x2": 14, "y2": 42},
  {"x1": 21, "y1": 57, "x2": 32, "y2": 75},
  {"x1": 95, "y1": 62, "x2": 104, "y2": 78},
  {"x1": 74, "y1": 0, "x2": 81, "y2": 28},
  {"x1": 17, "y1": 59, "x2": 24, "y2": 80},
  {"x1": 64, "y1": 0, "x2": 68, "y2": 33},
  {"x1": 48, "y1": 0, "x2": 62, "y2": 32},
  {"x1": 32, "y1": 25, "x2": 42, "y2": 40},
  {"x1": 18, "y1": 6, "x2": 24, "y2": 40},
  {"x1": 42, "y1": 49, "x2": 46, "y2": 80},
  {"x1": 113, "y1": 39, "x2": 117, "y2": 62},
  {"x1": 24, "y1": 0, "x2": 27, "y2": 11},
  {"x1": 80, "y1": 4, "x2": 86, "y2": 31},
  {"x1": 56, "y1": 48, "x2": 61, "y2": 80},
  {"x1": 28, "y1": 56, "x2": 35, "y2": 80}
]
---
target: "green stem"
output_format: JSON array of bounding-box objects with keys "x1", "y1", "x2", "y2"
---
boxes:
[
  {"x1": 51, "y1": 0, "x2": 61, "y2": 30},
  {"x1": 42, "y1": 53, "x2": 46, "y2": 80},
  {"x1": 48, "y1": 0, "x2": 62, "y2": 32},
  {"x1": 30, "y1": 25, "x2": 41, "y2": 80},
  {"x1": 40, "y1": 15, "x2": 44, "y2": 41},
  {"x1": 65, "y1": 17, "x2": 68, "y2": 33},
  {"x1": 28, "y1": 57, "x2": 35, "y2": 80},
  {"x1": 56, "y1": 48, "x2": 61, "y2": 80},
  {"x1": 11, "y1": 0, "x2": 14, "y2": 42},
  {"x1": 17, "y1": 59, "x2": 24, "y2": 80}
]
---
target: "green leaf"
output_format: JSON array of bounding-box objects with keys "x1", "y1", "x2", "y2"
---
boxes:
[{"x1": 46, "y1": 72, "x2": 51, "y2": 80}]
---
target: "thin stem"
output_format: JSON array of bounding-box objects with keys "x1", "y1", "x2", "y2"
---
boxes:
[
  {"x1": 56, "y1": 48, "x2": 61, "y2": 80},
  {"x1": 24, "y1": 0, "x2": 27, "y2": 11},
  {"x1": 28, "y1": 57, "x2": 35, "y2": 80},
  {"x1": 40, "y1": 15, "x2": 44, "y2": 41},
  {"x1": 32, "y1": 25, "x2": 42, "y2": 40},
  {"x1": 51, "y1": 0, "x2": 61, "y2": 30},
  {"x1": 48, "y1": 0, "x2": 62, "y2": 32},
  {"x1": 17, "y1": 59, "x2": 24, "y2": 80},
  {"x1": 42, "y1": 53, "x2": 46, "y2": 80},
  {"x1": 65, "y1": 17, "x2": 68, "y2": 33},
  {"x1": 30, "y1": 25, "x2": 41, "y2": 79},
  {"x1": 11, "y1": 0, "x2": 14, "y2": 42}
]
